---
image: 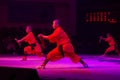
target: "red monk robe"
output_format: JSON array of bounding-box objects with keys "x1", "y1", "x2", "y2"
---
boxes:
[
  {"x1": 37, "y1": 19, "x2": 88, "y2": 69},
  {"x1": 16, "y1": 26, "x2": 43, "y2": 60},
  {"x1": 104, "y1": 35, "x2": 116, "y2": 52},
  {"x1": 22, "y1": 31, "x2": 42, "y2": 56},
  {"x1": 47, "y1": 26, "x2": 80, "y2": 63},
  {"x1": 100, "y1": 33, "x2": 120, "y2": 56}
]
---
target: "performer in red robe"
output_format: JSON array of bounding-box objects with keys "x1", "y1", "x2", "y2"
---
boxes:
[
  {"x1": 15, "y1": 25, "x2": 43, "y2": 60},
  {"x1": 99, "y1": 33, "x2": 120, "y2": 56},
  {"x1": 37, "y1": 19, "x2": 88, "y2": 69}
]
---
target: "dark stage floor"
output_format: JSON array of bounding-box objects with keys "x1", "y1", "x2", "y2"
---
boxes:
[{"x1": 0, "y1": 54, "x2": 120, "y2": 80}]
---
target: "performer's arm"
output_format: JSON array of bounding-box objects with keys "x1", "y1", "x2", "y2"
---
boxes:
[
  {"x1": 99, "y1": 36, "x2": 106, "y2": 43},
  {"x1": 14, "y1": 38, "x2": 22, "y2": 47},
  {"x1": 38, "y1": 34, "x2": 48, "y2": 40},
  {"x1": 20, "y1": 32, "x2": 32, "y2": 41},
  {"x1": 15, "y1": 32, "x2": 31, "y2": 44},
  {"x1": 38, "y1": 28, "x2": 60, "y2": 43},
  {"x1": 38, "y1": 34, "x2": 47, "y2": 48},
  {"x1": 100, "y1": 36, "x2": 106, "y2": 40}
]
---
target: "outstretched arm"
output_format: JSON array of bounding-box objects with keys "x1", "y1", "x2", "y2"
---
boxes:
[
  {"x1": 38, "y1": 34, "x2": 47, "y2": 48},
  {"x1": 14, "y1": 38, "x2": 22, "y2": 47},
  {"x1": 99, "y1": 36, "x2": 106, "y2": 43},
  {"x1": 38, "y1": 34, "x2": 48, "y2": 40}
]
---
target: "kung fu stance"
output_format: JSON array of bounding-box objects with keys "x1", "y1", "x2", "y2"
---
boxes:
[
  {"x1": 15, "y1": 25, "x2": 43, "y2": 60},
  {"x1": 37, "y1": 19, "x2": 88, "y2": 69},
  {"x1": 99, "y1": 33, "x2": 120, "y2": 56}
]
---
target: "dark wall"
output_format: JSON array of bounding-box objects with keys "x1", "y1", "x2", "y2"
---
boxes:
[{"x1": 0, "y1": 0, "x2": 76, "y2": 36}]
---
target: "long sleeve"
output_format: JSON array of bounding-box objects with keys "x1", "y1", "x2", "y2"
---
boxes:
[
  {"x1": 47, "y1": 27, "x2": 70, "y2": 46},
  {"x1": 21, "y1": 32, "x2": 37, "y2": 44}
]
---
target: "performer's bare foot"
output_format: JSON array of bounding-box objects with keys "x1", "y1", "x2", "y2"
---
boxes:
[
  {"x1": 100, "y1": 54, "x2": 106, "y2": 57},
  {"x1": 21, "y1": 56, "x2": 27, "y2": 61},
  {"x1": 36, "y1": 65, "x2": 45, "y2": 69}
]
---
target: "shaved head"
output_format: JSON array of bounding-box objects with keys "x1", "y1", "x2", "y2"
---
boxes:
[
  {"x1": 52, "y1": 19, "x2": 60, "y2": 29},
  {"x1": 53, "y1": 19, "x2": 60, "y2": 25},
  {"x1": 26, "y1": 25, "x2": 32, "y2": 33}
]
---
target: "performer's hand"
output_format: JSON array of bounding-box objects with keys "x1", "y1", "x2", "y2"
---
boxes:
[
  {"x1": 15, "y1": 38, "x2": 17, "y2": 41},
  {"x1": 15, "y1": 38, "x2": 18, "y2": 43},
  {"x1": 38, "y1": 34, "x2": 46, "y2": 48},
  {"x1": 17, "y1": 40, "x2": 22, "y2": 43},
  {"x1": 99, "y1": 36, "x2": 103, "y2": 39},
  {"x1": 99, "y1": 36, "x2": 103, "y2": 43},
  {"x1": 15, "y1": 38, "x2": 21, "y2": 46},
  {"x1": 15, "y1": 38, "x2": 21, "y2": 43},
  {"x1": 38, "y1": 34, "x2": 44, "y2": 38}
]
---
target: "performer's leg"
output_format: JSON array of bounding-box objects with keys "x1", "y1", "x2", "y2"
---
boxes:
[
  {"x1": 38, "y1": 58, "x2": 49, "y2": 69},
  {"x1": 66, "y1": 53, "x2": 88, "y2": 68},
  {"x1": 115, "y1": 48, "x2": 120, "y2": 56},
  {"x1": 37, "y1": 48, "x2": 62, "y2": 69},
  {"x1": 22, "y1": 46, "x2": 31, "y2": 61},
  {"x1": 103, "y1": 46, "x2": 114, "y2": 56},
  {"x1": 34, "y1": 44, "x2": 44, "y2": 57},
  {"x1": 63, "y1": 43, "x2": 88, "y2": 68},
  {"x1": 58, "y1": 45, "x2": 64, "y2": 57},
  {"x1": 36, "y1": 57, "x2": 49, "y2": 69}
]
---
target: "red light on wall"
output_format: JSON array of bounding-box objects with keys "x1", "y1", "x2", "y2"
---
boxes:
[
  {"x1": 108, "y1": 12, "x2": 110, "y2": 15},
  {"x1": 97, "y1": 12, "x2": 100, "y2": 21},
  {"x1": 107, "y1": 12, "x2": 110, "y2": 22},
  {"x1": 93, "y1": 12, "x2": 96, "y2": 22},
  {"x1": 85, "y1": 11, "x2": 116, "y2": 23},
  {"x1": 104, "y1": 12, "x2": 107, "y2": 22},
  {"x1": 86, "y1": 13, "x2": 89, "y2": 22},
  {"x1": 108, "y1": 19, "x2": 117, "y2": 24},
  {"x1": 90, "y1": 13, "x2": 92, "y2": 22},
  {"x1": 100, "y1": 12, "x2": 103, "y2": 22}
]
